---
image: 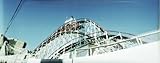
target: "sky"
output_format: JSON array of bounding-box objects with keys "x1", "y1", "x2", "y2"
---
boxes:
[
  {"x1": 1, "y1": 0, "x2": 159, "y2": 50},
  {"x1": 0, "y1": 0, "x2": 3, "y2": 33}
]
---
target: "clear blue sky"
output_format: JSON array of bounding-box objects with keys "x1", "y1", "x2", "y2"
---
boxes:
[
  {"x1": 2, "y1": 0, "x2": 159, "y2": 50},
  {"x1": 0, "y1": 0, "x2": 3, "y2": 33}
]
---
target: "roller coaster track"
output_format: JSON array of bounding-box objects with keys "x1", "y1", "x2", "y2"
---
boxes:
[
  {"x1": 0, "y1": 17, "x2": 159, "y2": 63},
  {"x1": 33, "y1": 17, "x2": 144, "y2": 59}
]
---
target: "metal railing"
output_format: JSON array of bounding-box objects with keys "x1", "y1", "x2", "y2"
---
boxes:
[{"x1": 73, "y1": 30, "x2": 160, "y2": 56}]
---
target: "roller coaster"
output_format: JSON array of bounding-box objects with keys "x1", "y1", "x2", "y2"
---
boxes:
[
  {"x1": 0, "y1": 17, "x2": 159, "y2": 63},
  {"x1": 33, "y1": 17, "x2": 144, "y2": 59}
]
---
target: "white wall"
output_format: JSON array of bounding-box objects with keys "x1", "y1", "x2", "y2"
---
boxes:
[{"x1": 63, "y1": 42, "x2": 160, "y2": 63}]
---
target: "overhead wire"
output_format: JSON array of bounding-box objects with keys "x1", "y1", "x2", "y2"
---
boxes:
[{"x1": 4, "y1": 0, "x2": 25, "y2": 35}]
